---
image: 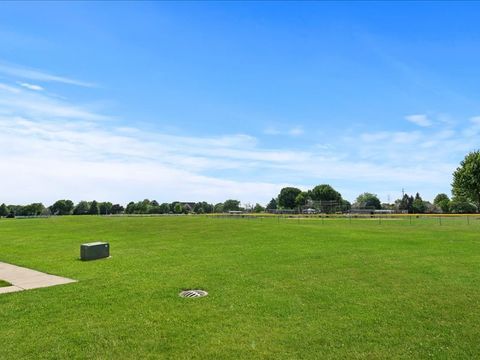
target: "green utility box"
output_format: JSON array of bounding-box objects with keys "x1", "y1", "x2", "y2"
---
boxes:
[{"x1": 80, "y1": 242, "x2": 110, "y2": 261}]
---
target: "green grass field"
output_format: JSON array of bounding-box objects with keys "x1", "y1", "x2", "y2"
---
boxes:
[{"x1": 1, "y1": 215, "x2": 479, "y2": 359}]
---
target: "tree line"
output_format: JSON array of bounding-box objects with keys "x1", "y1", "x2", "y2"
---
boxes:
[
  {"x1": 265, "y1": 184, "x2": 351, "y2": 213},
  {"x1": 266, "y1": 150, "x2": 480, "y2": 214},
  {"x1": 0, "y1": 199, "x2": 265, "y2": 217},
  {"x1": 267, "y1": 186, "x2": 478, "y2": 214},
  {"x1": 2, "y1": 150, "x2": 480, "y2": 217}
]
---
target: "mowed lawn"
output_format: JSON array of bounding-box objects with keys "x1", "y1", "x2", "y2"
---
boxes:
[{"x1": 1, "y1": 216, "x2": 480, "y2": 359}]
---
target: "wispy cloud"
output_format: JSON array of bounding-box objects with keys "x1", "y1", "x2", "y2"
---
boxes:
[
  {"x1": 18, "y1": 82, "x2": 43, "y2": 91},
  {"x1": 0, "y1": 62, "x2": 94, "y2": 87},
  {"x1": 264, "y1": 126, "x2": 281, "y2": 135},
  {"x1": 0, "y1": 66, "x2": 477, "y2": 205},
  {"x1": 264, "y1": 125, "x2": 304, "y2": 137},
  {"x1": 0, "y1": 83, "x2": 20, "y2": 93},
  {"x1": 462, "y1": 116, "x2": 480, "y2": 137},
  {"x1": 288, "y1": 126, "x2": 304, "y2": 136},
  {"x1": 0, "y1": 83, "x2": 108, "y2": 121},
  {"x1": 405, "y1": 114, "x2": 432, "y2": 127},
  {"x1": 470, "y1": 116, "x2": 480, "y2": 125},
  {"x1": 0, "y1": 105, "x2": 462, "y2": 205}
]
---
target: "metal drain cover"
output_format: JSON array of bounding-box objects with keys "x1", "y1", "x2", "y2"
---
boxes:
[{"x1": 179, "y1": 289, "x2": 208, "y2": 298}]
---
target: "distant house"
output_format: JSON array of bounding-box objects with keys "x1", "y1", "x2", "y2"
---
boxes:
[{"x1": 179, "y1": 202, "x2": 196, "y2": 212}]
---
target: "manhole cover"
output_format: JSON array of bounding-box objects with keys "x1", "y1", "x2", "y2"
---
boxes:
[{"x1": 179, "y1": 289, "x2": 208, "y2": 298}]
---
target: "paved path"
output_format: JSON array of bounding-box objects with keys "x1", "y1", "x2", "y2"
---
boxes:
[{"x1": 0, "y1": 261, "x2": 76, "y2": 294}]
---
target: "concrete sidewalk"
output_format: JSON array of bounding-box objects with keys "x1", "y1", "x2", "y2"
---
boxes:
[{"x1": 0, "y1": 261, "x2": 76, "y2": 294}]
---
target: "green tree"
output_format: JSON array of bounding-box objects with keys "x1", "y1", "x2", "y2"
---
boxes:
[
  {"x1": 49, "y1": 200, "x2": 74, "y2": 215},
  {"x1": 73, "y1": 201, "x2": 90, "y2": 215},
  {"x1": 193, "y1": 202, "x2": 204, "y2": 214},
  {"x1": 136, "y1": 199, "x2": 152, "y2": 214},
  {"x1": 98, "y1": 202, "x2": 113, "y2": 215},
  {"x1": 278, "y1": 187, "x2": 301, "y2": 209},
  {"x1": 148, "y1": 205, "x2": 161, "y2": 214},
  {"x1": 433, "y1": 193, "x2": 450, "y2": 213},
  {"x1": 398, "y1": 194, "x2": 414, "y2": 213},
  {"x1": 452, "y1": 150, "x2": 480, "y2": 208},
  {"x1": 223, "y1": 199, "x2": 241, "y2": 212},
  {"x1": 18, "y1": 203, "x2": 45, "y2": 216},
  {"x1": 193, "y1": 202, "x2": 214, "y2": 214},
  {"x1": 295, "y1": 192, "x2": 309, "y2": 208},
  {"x1": 411, "y1": 193, "x2": 426, "y2": 213},
  {"x1": 213, "y1": 203, "x2": 224, "y2": 213},
  {"x1": 253, "y1": 203, "x2": 265, "y2": 213},
  {"x1": 449, "y1": 196, "x2": 477, "y2": 213},
  {"x1": 412, "y1": 199, "x2": 426, "y2": 213},
  {"x1": 124, "y1": 199, "x2": 153, "y2": 214},
  {"x1": 204, "y1": 202, "x2": 214, "y2": 213},
  {"x1": 310, "y1": 184, "x2": 342, "y2": 202},
  {"x1": 88, "y1": 201, "x2": 99, "y2": 215},
  {"x1": 434, "y1": 193, "x2": 449, "y2": 204},
  {"x1": 125, "y1": 202, "x2": 135, "y2": 214},
  {"x1": 193, "y1": 205, "x2": 205, "y2": 214},
  {"x1": 0, "y1": 203, "x2": 9, "y2": 217},
  {"x1": 173, "y1": 203, "x2": 184, "y2": 214},
  {"x1": 266, "y1": 198, "x2": 277, "y2": 210},
  {"x1": 354, "y1": 193, "x2": 381, "y2": 209},
  {"x1": 341, "y1": 199, "x2": 352, "y2": 212},
  {"x1": 111, "y1": 204, "x2": 124, "y2": 214},
  {"x1": 159, "y1": 203, "x2": 170, "y2": 214},
  {"x1": 169, "y1": 202, "x2": 179, "y2": 213}
]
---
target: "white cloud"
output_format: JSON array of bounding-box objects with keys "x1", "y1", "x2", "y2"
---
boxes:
[
  {"x1": 462, "y1": 116, "x2": 480, "y2": 137},
  {"x1": 360, "y1": 131, "x2": 389, "y2": 142},
  {"x1": 469, "y1": 116, "x2": 480, "y2": 125},
  {"x1": 0, "y1": 83, "x2": 20, "y2": 93},
  {"x1": 18, "y1": 82, "x2": 44, "y2": 91},
  {"x1": 360, "y1": 130, "x2": 421, "y2": 144},
  {"x1": 0, "y1": 84, "x2": 108, "y2": 121},
  {"x1": 0, "y1": 62, "x2": 94, "y2": 87},
  {"x1": 0, "y1": 65, "x2": 474, "y2": 205},
  {"x1": 288, "y1": 126, "x2": 304, "y2": 136},
  {"x1": 264, "y1": 125, "x2": 304, "y2": 137},
  {"x1": 263, "y1": 126, "x2": 281, "y2": 135},
  {"x1": 0, "y1": 109, "x2": 458, "y2": 205},
  {"x1": 405, "y1": 114, "x2": 432, "y2": 127}
]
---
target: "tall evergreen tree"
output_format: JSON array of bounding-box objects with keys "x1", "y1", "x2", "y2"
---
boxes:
[{"x1": 266, "y1": 198, "x2": 277, "y2": 210}]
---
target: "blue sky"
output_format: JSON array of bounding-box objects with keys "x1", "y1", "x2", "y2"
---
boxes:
[{"x1": 1, "y1": 2, "x2": 479, "y2": 205}]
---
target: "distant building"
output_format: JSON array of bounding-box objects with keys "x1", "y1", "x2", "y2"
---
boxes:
[
  {"x1": 374, "y1": 209, "x2": 394, "y2": 214},
  {"x1": 179, "y1": 202, "x2": 196, "y2": 212}
]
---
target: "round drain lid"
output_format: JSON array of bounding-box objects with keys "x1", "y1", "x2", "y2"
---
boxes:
[{"x1": 179, "y1": 289, "x2": 208, "y2": 298}]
